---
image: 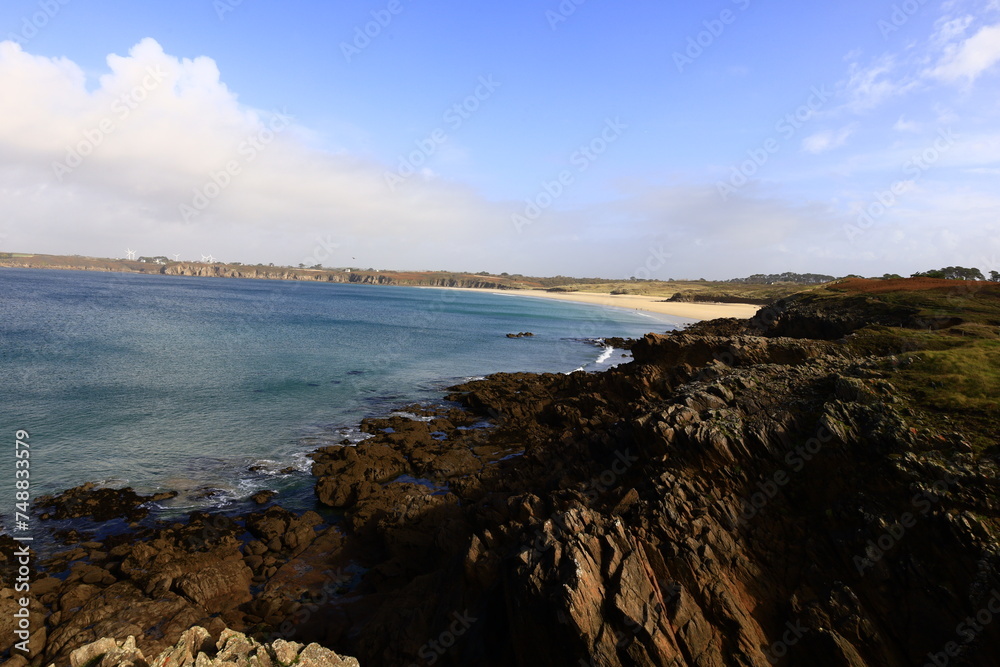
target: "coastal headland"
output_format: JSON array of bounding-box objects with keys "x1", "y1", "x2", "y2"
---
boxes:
[
  {"x1": 3, "y1": 277, "x2": 1000, "y2": 665},
  {"x1": 0, "y1": 252, "x2": 808, "y2": 316}
]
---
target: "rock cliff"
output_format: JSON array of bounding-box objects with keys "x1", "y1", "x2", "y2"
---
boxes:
[
  {"x1": 6, "y1": 277, "x2": 999, "y2": 666},
  {"x1": 160, "y1": 264, "x2": 512, "y2": 290}
]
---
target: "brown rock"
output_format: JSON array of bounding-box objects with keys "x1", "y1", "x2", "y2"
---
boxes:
[
  {"x1": 34, "y1": 483, "x2": 178, "y2": 522},
  {"x1": 251, "y1": 490, "x2": 277, "y2": 504},
  {"x1": 45, "y1": 581, "x2": 208, "y2": 663},
  {"x1": 174, "y1": 559, "x2": 253, "y2": 613}
]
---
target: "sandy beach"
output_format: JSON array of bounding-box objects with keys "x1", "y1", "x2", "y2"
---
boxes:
[{"x1": 479, "y1": 288, "x2": 762, "y2": 321}]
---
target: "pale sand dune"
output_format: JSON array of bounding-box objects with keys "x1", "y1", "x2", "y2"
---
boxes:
[{"x1": 444, "y1": 287, "x2": 760, "y2": 321}]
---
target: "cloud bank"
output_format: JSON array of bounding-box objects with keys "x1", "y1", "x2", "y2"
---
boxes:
[{"x1": 0, "y1": 25, "x2": 997, "y2": 280}]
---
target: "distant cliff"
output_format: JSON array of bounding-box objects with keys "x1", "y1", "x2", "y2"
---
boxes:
[
  {"x1": 0, "y1": 252, "x2": 827, "y2": 303},
  {"x1": 0, "y1": 254, "x2": 520, "y2": 290},
  {"x1": 160, "y1": 263, "x2": 513, "y2": 289}
]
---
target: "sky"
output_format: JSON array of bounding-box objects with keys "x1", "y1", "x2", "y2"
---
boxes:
[{"x1": 1, "y1": 0, "x2": 998, "y2": 280}]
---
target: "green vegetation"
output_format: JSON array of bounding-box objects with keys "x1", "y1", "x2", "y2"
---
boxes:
[
  {"x1": 536, "y1": 279, "x2": 816, "y2": 303},
  {"x1": 817, "y1": 278, "x2": 1000, "y2": 451},
  {"x1": 892, "y1": 335, "x2": 1000, "y2": 451},
  {"x1": 902, "y1": 338, "x2": 1000, "y2": 407},
  {"x1": 723, "y1": 272, "x2": 836, "y2": 285},
  {"x1": 911, "y1": 266, "x2": 986, "y2": 281}
]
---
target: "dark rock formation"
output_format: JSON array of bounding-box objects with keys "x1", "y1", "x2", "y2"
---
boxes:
[
  {"x1": 9, "y1": 278, "x2": 1000, "y2": 666},
  {"x1": 35, "y1": 483, "x2": 177, "y2": 522},
  {"x1": 296, "y1": 279, "x2": 1000, "y2": 666},
  {"x1": 601, "y1": 336, "x2": 635, "y2": 350},
  {"x1": 250, "y1": 490, "x2": 277, "y2": 505}
]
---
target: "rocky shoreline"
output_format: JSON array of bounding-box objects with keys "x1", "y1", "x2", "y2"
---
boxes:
[
  {"x1": 3, "y1": 277, "x2": 999, "y2": 666},
  {"x1": 0, "y1": 259, "x2": 516, "y2": 291}
]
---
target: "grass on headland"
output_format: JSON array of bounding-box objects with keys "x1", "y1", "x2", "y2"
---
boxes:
[
  {"x1": 828, "y1": 279, "x2": 1000, "y2": 452},
  {"x1": 540, "y1": 279, "x2": 814, "y2": 303}
]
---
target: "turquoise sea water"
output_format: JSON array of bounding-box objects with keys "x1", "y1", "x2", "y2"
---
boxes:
[{"x1": 0, "y1": 268, "x2": 684, "y2": 517}]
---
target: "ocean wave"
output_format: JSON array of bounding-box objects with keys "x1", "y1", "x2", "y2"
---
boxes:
[
  {"x1": 563, "y1": 339, "x2": 621, "y2": 374},
  {"x1": 288, "y1": 450, "x2": 316, "y2": 472},
  {"x1": 299, "y1": 425, "x2": 374, "y2": 448},
  {"x1": 595, "y1": 345, "x2": 614, "y2": 364}
]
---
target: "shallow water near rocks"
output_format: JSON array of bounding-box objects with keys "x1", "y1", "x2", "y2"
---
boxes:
[{"x1": 0, "y1": 268, "x2": 683, "y2": 521}]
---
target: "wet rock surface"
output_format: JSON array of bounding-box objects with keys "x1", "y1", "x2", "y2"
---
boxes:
[
  {"x1": 35, "y1": 483, "x2": 178, "y2": 522},
  {"x1": 9, "y1": 282, "x2": 1000, "y2": 666}
]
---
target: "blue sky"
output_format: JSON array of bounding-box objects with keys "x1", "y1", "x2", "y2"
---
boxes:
[{"x1": 1, "y1": 0, "x2": 998, "y2": 279}]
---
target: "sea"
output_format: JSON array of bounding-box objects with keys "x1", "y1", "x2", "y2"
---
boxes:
[{"x1": 0, "y1": 268, "x2": 686, "y2": 525}]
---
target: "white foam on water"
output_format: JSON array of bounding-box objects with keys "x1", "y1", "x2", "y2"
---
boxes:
[
  {"x1": 388, "y1": 411, "x2": 436, "y2": 422},
  {"x1": 289, "y1": 450, "x2": 316, "y2": 472}
]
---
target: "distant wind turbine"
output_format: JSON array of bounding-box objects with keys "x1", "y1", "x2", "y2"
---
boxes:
[
  {"x1": 172, "y1": 254, "x2": 180, "y2": 261},
  {"x1": 201, "y1": 255, "x2": 210, "y2": 263},
  {"x1": 125, "y1": 248, "x2": 136, "y2": 260}
]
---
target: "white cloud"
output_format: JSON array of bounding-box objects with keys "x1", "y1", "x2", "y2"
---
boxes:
[
  {"x1": 927, "y1": 22, "x2": 1000, "y2": 82},
  {"x1": 930, "y1": 15, "x2": 975, "y2": 46},
  {"x1": 0, "y1": 38, "x2": 996, "y2": 281},
  {"x1": 840, "y1": 56, "x2": 919, "y2": 112},
  {"x1": 801, "y1": 124, "x2": 857, "y2": 154},
  {"x1": 0, "y1": 38, "x2": 512, "y2": 269}
]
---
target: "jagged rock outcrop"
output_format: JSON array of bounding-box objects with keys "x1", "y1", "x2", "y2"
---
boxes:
[
  {"x1": 61, "y1": 626, "x2": 359, "y2": 667},
  {"x1": 297, "y1": 279, "x2": 1000, "y2": 665},
  {"x1": 8, "y1": 278, "x2": 1000, "y2": 666}
]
